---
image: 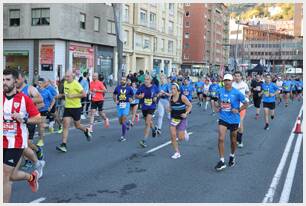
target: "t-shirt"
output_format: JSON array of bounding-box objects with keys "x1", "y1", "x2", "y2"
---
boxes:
[
  {"x1": 113, "y1": 85, "x2": 134, "y2": 104},
  {"x1": 90, "y1": 80, "x2": 106, "y2": 102},
  {"x1": 218, "y1": 87, "x2": 246, "y2": 124},
  {"x1": 291, "y1": 81, "x2": 297, "y2": 91},
  {"x1": 282, "y1": 80, "x2": 292, "y2": 92},
  {"x1": 80, "y1": 78, "x2": 89, "y2": 94},
  {"x1": 276, "y1": 80, "x2": 283, "y2": 89},
  {"x1": 131, "y1": 87, "x2": 140, "y2": 104},
  {"x1": 38, "y1": 88, "x2": 54, "y2": 112},
  {"x1": 232, "y1": 81, "x2": 249, "y2": 96},
  {"x1": 295, "y1": 80, "x2": 303, "y2": 90},
  {"x1": 159, "y1": 83, "x2": 170, "y2": 99},
  {"x1": 203, "y1": 83, "x2": 211, "y2": 94},
  {"x1": 3, "y1": 92, "x2": 40, "y2": 149},
  {"x1": 195, "y1": 81, "x2": 204, "y2": 93},
  {"x1": 209, "y1": 83, "x2": 220, "y2": 97},
  {"x1": 136, "y1": 84, "x2": 160, "y2": 110},
  {"x1": 261, "y1": 82, "x2": 279, "y2": 103},
  {"x1": 180, "y1": 84, "x2": 194, "y2": 101},
  {"x1": 64, "y1": 80, "x2": 84, "y2": 108},
  {"x1": 251, "y1": 80, "x2": 263, "y2": 97}
]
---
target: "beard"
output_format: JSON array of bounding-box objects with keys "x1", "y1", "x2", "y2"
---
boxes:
[{"x1": 3, "y1": 84, "x2": 15, "y2": 94}]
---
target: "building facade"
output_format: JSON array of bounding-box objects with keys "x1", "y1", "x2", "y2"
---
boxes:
[
  {"x1": 3, "y1": 3, "x2": 116, "y2": 83},
  {"x1": 122, "y1": 3, "x2": 184, "y2": 76},
  {"x1": 182, "y1": 3, "x2": 229, "y2": 76}
]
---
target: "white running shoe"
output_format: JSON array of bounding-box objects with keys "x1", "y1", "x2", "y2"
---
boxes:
[
  {"x1": 171, "y1": 152, "x2": 181, "y2": 159},
  {"x1": 81, "y1": 115, "x2": 86, "y2": 120},
  {"x1": 35, "y1": 160, "x2": 46, "y2": 179}
]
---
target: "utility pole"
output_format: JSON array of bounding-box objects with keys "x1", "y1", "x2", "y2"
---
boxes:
[{"x1": 112, "y1": 3, "x2": 124, "y2": 83}]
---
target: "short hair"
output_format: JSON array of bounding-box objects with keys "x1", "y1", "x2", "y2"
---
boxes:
[
  {"x1": 83, "y1": 72, "x2": 88, "y2": 77},
  {"x1": 234, "y1": 71, "x2": 242, "y2": 76},
  {"x1": 3, "y1": 69, "x2": 19, "y2": 80}
]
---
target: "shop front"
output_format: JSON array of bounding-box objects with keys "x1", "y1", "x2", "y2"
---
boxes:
[
  {"x1": 95, "y1": 45, "x2": 114, "y2": 80},
  {"x1": 4, "y1": 50, "x2": 30, "y2": 79},
  {"x1": 153, "y1": 59, "x2": 162, "y2": 75}
]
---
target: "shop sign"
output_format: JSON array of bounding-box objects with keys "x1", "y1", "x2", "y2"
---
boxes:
[
  {"x1": 40, "y1": 45, "x2": 54, "y2": 65},
  {"x1": 4, "y1": 50, "x2": 29, "y2": 56}
]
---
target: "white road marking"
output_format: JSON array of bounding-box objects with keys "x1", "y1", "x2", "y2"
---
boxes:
[
  {"x1": 262, "y1": 105, "x2": 303, "y2": 203},
  {"x1": 279, "y1": 133, "x2": 303, "y2": 203},
  {"x1": 146, "y1": 132, "x2": 193, "y2": 154},
  {"x1": 30, "y1": 197, "x2": 46, "y2": 203}
]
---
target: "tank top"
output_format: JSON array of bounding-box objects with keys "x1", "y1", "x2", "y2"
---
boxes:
[{"x1": 170, "y1": 94, "x2": 186, "y2": 119}]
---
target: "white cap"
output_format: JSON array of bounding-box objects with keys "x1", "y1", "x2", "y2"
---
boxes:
[{"x1": 223, "y1": 74, "x2": 233, "y2": 81}]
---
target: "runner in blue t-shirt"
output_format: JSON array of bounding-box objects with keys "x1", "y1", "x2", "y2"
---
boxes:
[
  {"x1": 259, "y1": 74, "x2": 279, "y2": 130},
  {"x1": 214, "y1": 74, "x2": 248, "y2": 171},
  {"x1": 180, "y1": 78, "x2": 194, "y2": 103},
  {"x1": 282, "y1": 76, "x2": 292, "y2": 107},
  {"x1": 290, "y1": 77, "x2": 297, "y2": 102},
  {"x1": 195, "y1": 77, "x2": 204, "y2": 106},
  {"x1": 113, "y1": 76, "x2": 134, "y2": 142},
  {"x1": 209, "y1": 78, "x2": 220, "y2": 115},
  {"x1": 295, "y1": 77, "x2": 303, "y2": 101},
  {"x1": 136, "y1": 75, "x2": 160, "y2": 148},
  {"x1": 129, "y1": 82, "x2": 140, "y2": 127}
]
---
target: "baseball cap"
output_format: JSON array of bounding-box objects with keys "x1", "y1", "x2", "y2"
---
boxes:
[{"x1": 223, "y1": 74, "x2": 233, "y2": 81}]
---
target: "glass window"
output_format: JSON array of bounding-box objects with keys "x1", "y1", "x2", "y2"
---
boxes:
[
  {"x1": 160, "y1": 39, "x2": 165, "y2": 51},
  {"x1": 32, "y1": 8, "x2": 50, "y2": 26},
  {"x1": 149, "y1": 12, "x2": 156, "y2": 28},
  {"x1": 135, "y1": 33, "x2": 142, "y2": 48},
  {"x1": 107, "y1": 20, "x2": 116, "y2": 34},
  {"x1": 94, "y1": 17, "x2": 100, "y2": 32},
  {"x1": 140, "y1": 9, "x2": 147, "y2": 26},
  {"x1": 162, "y1": 18, "x2": 166, "y2": 32},
  {"x1": 168, "y1": 21, "x2": 174, "y2": 34},
  {"x1": 123, "y1": 5, "x2": 129, "y2": 22},
  {"x1": 80, "y1": 13, "x2": 86, "y2": 29},
  {"x1": 169, "y1": 3, "x2": 174, "y2": 16},
  {"x1": 144, "y1": 37, "x2": 151, "y2": 49},
  {"x1": 123, "y1": 30, "x2": 128, "y2": 45},
  {"x1": 184, "y1": 32, "x2": 190, "y2": 38},
  {"x1": 185, "y1": 3, "x2": 190, "y2": 6},
  {"x1": 185, "y1": 21, "x2": 190, "y2": 27},
  {"x1": 9, "y1": 9, "x2": 20, "y2": 26},
  {"x1": 168, "y1": 40, "x2": 173, "y2": 53}
]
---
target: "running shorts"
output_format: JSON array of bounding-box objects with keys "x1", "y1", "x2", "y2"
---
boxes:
[
  {"x1": 3, "y1": 149, "x2": 24, "y2": 167},
  {"x1": 218, "y1": 119, "x2": 239, "y2": 132},
  {"x1": 63, "y1": 107, "x2": 82, "y2": 121},
  {"x1": 91, "y1": 101, "x2": 104, "y2": 111},
  {"x1": 117, "y1": 102, "x2": 130, "y2": 117},
  {"x1": 253, "y1": 95, "x2": 262, "y2": 108},
  {"x1": 263, "y1": 102, "x2": 275, "y2": 110},
  {"x1": 210, "y1": 96, "x2": 218, "y2": 101},
  {"x1": 142, "y1": 109, "x2": 155, "y2": 118},
  {"x1": 170, "y1": 118, "x2": 187, "y2": 131}
]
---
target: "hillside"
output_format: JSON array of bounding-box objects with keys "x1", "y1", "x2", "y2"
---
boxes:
[{"x1": 227, "y1": 3, "x2": 294, "y2": 20}]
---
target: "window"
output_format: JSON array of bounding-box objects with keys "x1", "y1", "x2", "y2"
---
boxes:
[
  {"x1": 9, "y1": 9, "x2": 20, "y2": 26},
  {"x1": 184, "y1": 32, "x2": 190, "y2": 38},
  {"x1": 169, "y1": 3, "x2": 174, "y2": 16},
  {"x1": 185, "y1": 21, "x2": 190, "y2": 27},
  {"x1": 153, "y1": 37, "x2": 157, "y2": 52},
  {"x1": 185, "y1": 11, "x2": 190, "y2": 17},
  {"x1": 149, "y1": 12, "x2": 156, "y2": 28},
  {"x1": 162, "y1": 18, "x2": 166, "y2": 32},
  {"x1": 135, "y1": 34, "x2": 142, "y2": 48},
  {"x1": 32, "y1": 8, "x2": 50, "y2": 26},
  {"x1": 144, "y1": 37, "x2": 151, "y2": 49},
  {"x1": 185, "y1": 3, "x2": 190, "y2": 6},
  {"x1": 184, "y1": 54, "x2": 189, "y2": 59},
  {"x1": 123, "y1": 5, "x2": 129, "y2": 22},
  {"x1": 107, "y1": 20, "x2": 116, "y2": 34},
  {"x1": 168, "y1": 21, "x2": 174, "y2": 34},
  {"x1": 140, "y1": 9, "x2": 147, "y2": 26},
  {"x1": 94, "y1": 17, "x2": 100, "y2": 32},
  {"x1": 160, "y1": 39, "x2": 165, "y2": 51},
  {"x1": 80, "y1": 13, "x2": 86, "y2": 29},
  {"x1": 168, "y1": 40, "x2": 174, "y2": 53},
  {"x1": 123, "y1": 30, "x2": 128, "y2": 45}
]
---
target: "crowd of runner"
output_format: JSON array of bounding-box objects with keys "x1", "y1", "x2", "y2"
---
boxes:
[{"x1": 3, "y1": 68, "x2": 303, "y2": 202}]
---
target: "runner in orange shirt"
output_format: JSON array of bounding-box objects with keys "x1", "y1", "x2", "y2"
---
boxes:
[{"x1": 89, "y1": 73, "x2": 110, "y2": 132}]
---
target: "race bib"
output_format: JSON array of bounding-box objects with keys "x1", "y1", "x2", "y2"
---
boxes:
[
  {"x1": 211, "y1": 91, "x2": 216, "y2": 97},
  {"x1": 284, "y1": 86, "x2": 289, "y2": 90},
  {"x1": 220, "y1": 102, "x2": 231, "y2": 112},
  {"x1": 144, "y1": 98, "x2": 153, "y2": 106},
  {"x1": 256, "y1": 86, "x2": 261, "y2": 91},
  {"x1": 264, "y1": 90, "x2": 269, "y2": 96},
  {"x1": 171, "y1": 118, "x2": 181, "y2": 126},
  {"x1": 119, "y1": 102, "x2": 127, "y2": 109},
  {"x1": 3, "y1": 121, "x2": 17, "y2": 136}
]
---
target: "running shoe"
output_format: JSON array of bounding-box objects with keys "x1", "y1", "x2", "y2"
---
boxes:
[
  {"x1": 36, "y1": 139, "x2": 44, "y2": 147},
  {"x1": 171, "y1": 152, "x2": 181, "y2": 159},
  {"x1": 48, "y1": 127, "x2": 54, "y2": 133},
  {"x1": 36, "y1": 146, "x2": 44, "y2": 160},
  {"x1": 139, "y1": 140, "x2": 147, "y2": 148},
  {"x1": 264, "y1": 123, "x2": 270, "y2": 130},
  {"x1": 156, "y1": 128, "x2": 162, "y2": 136},
  {"x1": 81, "y1": 114, "x2": 86, "y2": 120},
  {"x1": 119, "y1": 136, "x2": 126, "y2": 142},
  {"x1": 84, "y1": 128, "x2": 92, "y2": 141},
  {"x1": 28, "y1": 170, "x2": 39, "y2": 192},
  {"x1": 228, "y1": 156, "x2": 236, "y2": 167},
  {"x1": 104, "y1": 118, "x2": 110, "y2": 128},
  {"x1": 35, "y1": 160, "x2": 46, "y2": 179},
  {"x1": 152, "y1": 127, "x2": 157, "y2": 138},
  {"x1": 22, "y1": 160, "x2": 33, "y2": 170},
  {"x1": 57, "y1": 127, "x2": 63, "y2": 134},
  {"x1": 129, "y1": 120, "x2": 134, "y2": 127},
  {"x1": 215, "y1": 161, "x2": 226, "y2": 171},
  {"x1": 56, "y1": 143, "x2": 67, "y2": 153}
]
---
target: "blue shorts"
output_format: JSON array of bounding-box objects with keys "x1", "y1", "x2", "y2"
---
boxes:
[{"x1": 117, "y1": 102, "x2": 130, "y2": 117}]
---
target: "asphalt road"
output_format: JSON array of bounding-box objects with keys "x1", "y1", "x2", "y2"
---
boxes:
[{"x1": 11, "y1": 99, "x2": 303, "y2": 203}]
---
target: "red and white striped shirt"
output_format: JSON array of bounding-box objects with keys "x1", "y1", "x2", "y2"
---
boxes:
[{"x1": 3, "y1": 92, "x2": 40, "y2": 149}]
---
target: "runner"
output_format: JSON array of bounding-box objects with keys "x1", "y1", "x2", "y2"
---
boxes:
[
  {"x1": 156, "y1": 75, "x2": 171, "y2": 135},
  {"x1": 89, "y1": 72, "x2": 110, "y2": 133},
  {"x1": 3, "y1": 69, "x2": 41, "y2": 202},
  {"x1": 251, "y1": 74, "x2": 263, "y2": 119},
  {"x1": 169, "y1": 82, "x2": 192, "y2": 159},
  {"x1": 214, "y1": 74, "x2": 248, "y2": 171},
  {"x1": 56, "y1": 71, "x2": 92, "y2": 153},
  {"x1": 37, "y1": 78, "x2": 56, "y2": 147},
  {"x1": 290, "y1": 76, "x2": 297, "y2": 102},
  {"x1": 79, "y1": 72, "x2": 90, "y2": 120},
  {"x1": 195, "y1": 77, "x2": 204, "y2": 107},
  {"x1": 136, "y1": 75, "x2": 160, "y2": 148},
  {"x1": 275, "y1": 76, "x2": 283, "y2": 105},
  {"x1": 16, "y1": 72, "x2": 45, "y2": 172},
  {"x1": 232, "y1": 71, "x2": 250, "y2": 148},
  {"x1": 282, "y1": 76, "x2": 292, "y2": 107},
  {"x1": 208, "y1": 78, "x2": 220, "y2": 116},
  {"x1": 180, "y1": 78, "x2": 194, "y2": 103},
  {"x1": 113, "y1": 76, "x2": 134, "y2": 142},
  {"x1": 259, "y1": 74, "x2": 279, "y2": 130},
  {"x1": 130, "y1": 81, "x2": 140, "y2": 126},
  {"x1": 295, "y1": 77, "x2": 303, "y2": 101},
  {"x1": 203, "y1": 78, "x2": 211, "y2": 110}
]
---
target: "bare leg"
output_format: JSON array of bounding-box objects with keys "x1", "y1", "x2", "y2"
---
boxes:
[
  {"x1": 218, "y1": 125, "x2": 227, "y2": 159},
  {"x1": 170, "y1": 126, "x2": 179, "y2": 153}
]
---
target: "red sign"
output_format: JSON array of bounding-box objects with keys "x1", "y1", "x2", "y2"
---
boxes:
[{"x1": 40, "y1": 45, "x2": 54, "y2": 64}]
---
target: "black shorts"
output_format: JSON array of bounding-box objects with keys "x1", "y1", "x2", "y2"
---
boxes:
[
  {"x1": 218, "y1": 119, "x2": 239, "y2": 132},
  {"x1": 263, "y1": 102, "x2": 275, "y2": 110},
  {"x1": 210, "y1": 96, "x2": 218, "y2": 101},
  {"x1": 197, "y1": 92, "x2": 202, "y2": 96},
  {"x1": 203, "y1": 93, "x2": 209, "y2": 98},
  {"x1": 40, "y1": 111, "x2": 49, "y2": 116},
  {"x1": 142, "y1": 109, "x2": 155, "y2": 118},
  {"x1": 91, "y1": 101, "x2": 104, "y2": 111},
  {"x1": 3, "y1": 148, "x2": 24, "y2": 167},
  {"x1": 297, "y1": 90, "x2": 302, "y2": 94},
  {"x1": 283, "y1": 91, "x2": 290, "y2": 94},
  {"x1": 27, "y1": 124, "x2": 36, "y2": 140},
  {"x1": 253, "y1": 96, "x2": 262, "y2": 108},
  {"x1": 63, "y1": 108, "x2": 82, "y2": 121},
  {"x1": 292, "y1": 90, "x2": 297, "y2": 95},
  {"x1": 130, "y1": 103, "x2": 138, "y2": 108}
]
